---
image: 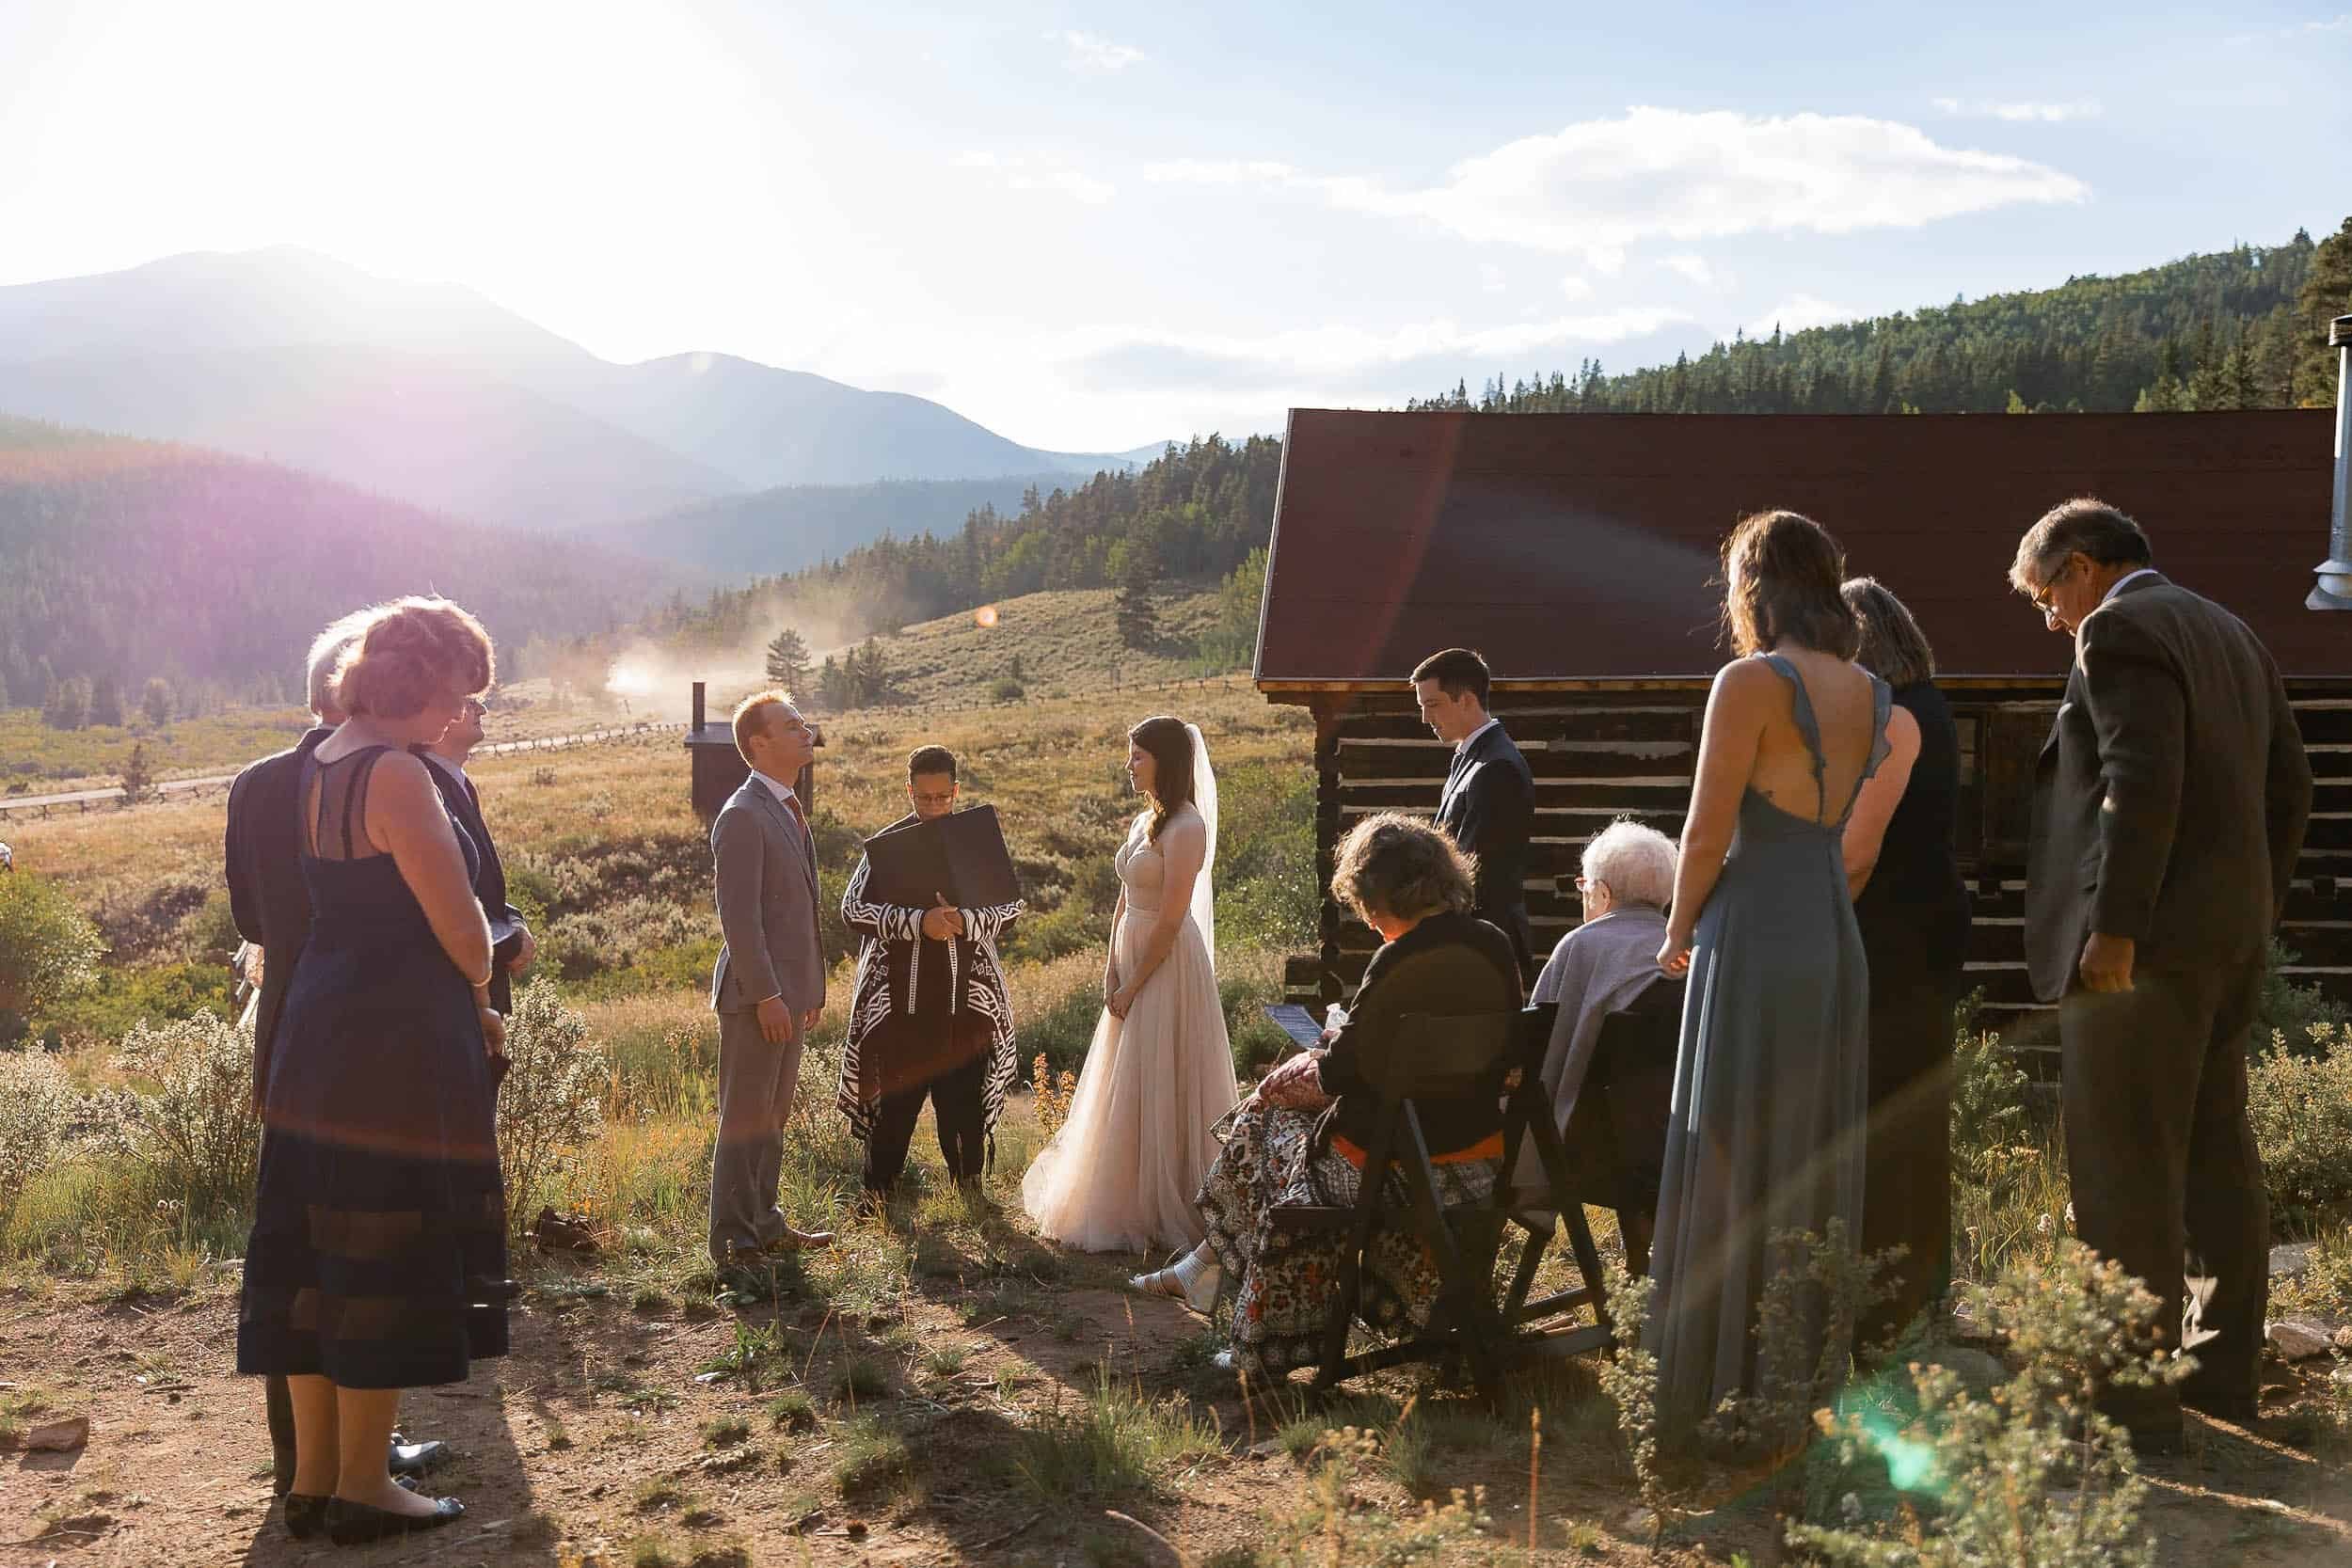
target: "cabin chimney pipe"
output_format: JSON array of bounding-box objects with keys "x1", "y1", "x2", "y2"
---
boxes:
[
  {"x1": 2310, "y1": 314, "x2": 2352, "y2": 610},
  {"x1": 691, "y1": 680, "x2": 707, "y2": 732}
]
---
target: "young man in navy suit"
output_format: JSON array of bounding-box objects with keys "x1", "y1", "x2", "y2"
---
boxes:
[{"x1": 1413, "y1": 647, "x2": 1536, "y2": 983}]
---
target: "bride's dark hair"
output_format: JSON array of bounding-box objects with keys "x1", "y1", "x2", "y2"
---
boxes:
[{"x1": 1129, "y1": 715, "x2": 1195, "y2": 842}]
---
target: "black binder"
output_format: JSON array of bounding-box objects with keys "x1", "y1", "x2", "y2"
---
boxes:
[{"x1": 864, "y1": 804, "x2": 1021, "y2": 909}]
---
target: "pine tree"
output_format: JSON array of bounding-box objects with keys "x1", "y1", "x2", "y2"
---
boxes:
[
  {"x1": 120, "y1": 741, "x2": 153, "y2": 802},
  {"x1": 1115, "y1": 561, "x2": 1161, "y2": 651},
  {"x1": 817, "y1": 655, "x2": 849, "y2": 711},
  {"x1": 88, "y1": 673, "x2": 124, "y2": 728},
  {"x1": 44, "y1": 675, "x2": 88, "y2": 731},
  {"x1": 2294, "y1": 217, "x2": 2352, "y2": 405},
  {"x1": 140, "y1": 677, "x2": 172, "y2": 728},
  {"x1": 764, "y1": 627, "x2": 812, "y2": 695}
]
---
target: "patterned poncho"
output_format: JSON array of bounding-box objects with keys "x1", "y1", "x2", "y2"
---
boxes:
[{"x1": 834, "y1": 813, "x2": 1023, "y2": 1147}]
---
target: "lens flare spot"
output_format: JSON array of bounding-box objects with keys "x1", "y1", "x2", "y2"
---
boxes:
[{"x1": 974, "y1": 605, "x2": 1000, "y2": 629}]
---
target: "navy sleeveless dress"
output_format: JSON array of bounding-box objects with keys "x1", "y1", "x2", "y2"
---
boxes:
[
  {"x1": 237, "y1": 746, "x2": 509, "y2": 1389},
  {"x1": 1645, "y1": 655, "x2": 1888, "y2": 1437}
]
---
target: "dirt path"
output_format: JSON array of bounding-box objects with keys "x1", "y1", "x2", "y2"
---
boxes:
[{"x1": 6, "y1": 1265, "x2": 2350, "y2": 1567}]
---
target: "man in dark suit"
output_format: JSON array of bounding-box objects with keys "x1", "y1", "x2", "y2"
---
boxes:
[
  {"x1": 419, "y1": 694, "x2": 535, "y2": 1014},
  {"x1": 2012, "y1": 498, "x2": 2312, "y2": 1445},
  {"x1": 1413, "y1": 647, "x2": 1536, "y2": 982},
  {"x1": 224, "y1": 612, "x2": 448, "y2": 1495}
]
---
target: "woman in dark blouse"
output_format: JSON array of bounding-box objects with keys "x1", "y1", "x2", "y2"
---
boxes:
[
  {"x1": 1840, "y1": 578, "x2": 1973, "y2": 1338},
  {"x1": 1140, "y1": 812, "x2": 1520, "y2": 1377}
]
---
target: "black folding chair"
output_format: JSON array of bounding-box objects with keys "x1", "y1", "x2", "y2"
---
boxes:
[
  {"x1": 1266, "y1": 1006, "x2": 1529, "y2": 1401},
  {"x1": 1566, "y1": 978, "x2": 1683, "y2": 1276},
  {"x1": 1495, "y1": 1003, "x2": 1618, "y2": 1354}
]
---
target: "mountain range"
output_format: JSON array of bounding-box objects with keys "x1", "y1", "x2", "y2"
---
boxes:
[{"x1": 0, "y1": 245, "x2": 1160, "y2": 531}]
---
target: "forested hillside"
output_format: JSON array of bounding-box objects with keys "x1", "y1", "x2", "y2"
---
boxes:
[
  {"x1": 1413, "y1": 218, "x2": 2352, "y2": 416},
  {"x1": 640, "y1": 435, "x2": 1281, "y2": 656},
  {"x1": 594, "y1": 472, "x2": 1071, "y2": 579},
  {"x1": 0, "y1": 417, "x2": 668, "y2": 717}
]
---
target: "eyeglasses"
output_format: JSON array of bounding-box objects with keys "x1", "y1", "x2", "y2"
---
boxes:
[
  {"x1": 2028, "y1": 558, "x2": 2077, "y2": 615},
  {"x1": 912, "y1": 788, "x2": 957, "y2": 806}
]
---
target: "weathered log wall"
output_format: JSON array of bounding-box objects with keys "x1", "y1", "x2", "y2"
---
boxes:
[{"x1": 1282, "y1": 686, "x2": 2352, "y2": 1069}]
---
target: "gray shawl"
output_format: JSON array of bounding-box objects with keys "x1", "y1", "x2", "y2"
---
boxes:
[{"x1": 1517, "y1": 905, "x2": 1670, "y2": 1185}]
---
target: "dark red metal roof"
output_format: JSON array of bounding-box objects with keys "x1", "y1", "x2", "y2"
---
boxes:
[{"x1": 1255, "y1": 408, "x2": 2346, "y2": 684}]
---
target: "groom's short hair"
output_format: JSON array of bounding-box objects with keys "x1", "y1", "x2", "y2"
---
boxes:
[
  {"x1": 1410, "y1": 647, "x2": 1491, "y2": 708},
  {"x1": 907, "y1": 745, "x2": 957, "y2": 782}
]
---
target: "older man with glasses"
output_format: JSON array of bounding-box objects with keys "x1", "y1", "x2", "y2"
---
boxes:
[
  {"x1": 2010, "y1": 497, "x2": 2311, "y2": 1450},
  {"x1": 419, "y1": 690, "x2": 536, "y2": 1017}
]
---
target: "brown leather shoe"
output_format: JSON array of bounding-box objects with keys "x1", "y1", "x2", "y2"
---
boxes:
[{"x1": 766, "y1": 1226, "x2": 834, "y2": 1253}]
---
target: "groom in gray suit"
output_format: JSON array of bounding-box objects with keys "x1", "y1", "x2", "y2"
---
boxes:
[{"x1": 707, "y1": 689, "x2": 833, "y2": 1264}]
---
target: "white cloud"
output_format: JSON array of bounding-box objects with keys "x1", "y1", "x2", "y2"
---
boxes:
[
  {"x1": 1152, "y1": 108, "x2": 2086, "y2": 266},
  {"x1": 1747, "y1": 294, "x2": 1863, "y2": 336},
  {"x1": 951, "y1": 150, "x2": 1114, "y2": 204},
  {"x1": 2229, "y1": 13, "x2": 2350, "y2": 40},
  {"x1": 1143, "y1": 158, "x2": 1299, "y2": 183},
  {"x1": 1932, "y1": 96, "x2": 2102, "y2": 122},
  {"x1": 1558, "y1": 274, "x2": 1593, "y2": 301},
  {"x1": 1054, "y1": 30, "x2": 1145, "y2": 73},
  {"x1": 1066, "y1": 308, "x2": 1695, "y2": 393},
  {"x1": 1478, "y1": 262, "x2": 1506, "y2": 293},
  {"x1": 1661, "y1": 253, "x2": 1717, "y2": 287}
]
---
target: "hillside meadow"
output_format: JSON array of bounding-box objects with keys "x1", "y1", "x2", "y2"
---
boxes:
[{"x1": 8, "y1": 668, "x2": 2352, "y2": 1564}]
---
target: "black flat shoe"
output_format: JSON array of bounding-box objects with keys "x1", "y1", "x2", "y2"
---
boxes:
[
  {"x1": 325, "y1": 1495, "x2": 464, "y2": 1544},
  {"x1": 282, "y1": 1495, "x2": 328, "y2": 1541}
]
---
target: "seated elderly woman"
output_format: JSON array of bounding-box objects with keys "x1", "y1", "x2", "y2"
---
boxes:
[
  {"x1": 1131, "y1": 811, "x2": 1522, "y2": 1376},
  {"x1": 1520, "y1": 818, "x2": 1681, "y2": 1243}
]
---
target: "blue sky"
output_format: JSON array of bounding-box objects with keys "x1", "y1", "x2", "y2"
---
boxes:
[{"x1": 1, "y1": 0, "x2": 2344, "y2": 450}]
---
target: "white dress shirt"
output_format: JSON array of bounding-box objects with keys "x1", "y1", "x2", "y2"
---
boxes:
[
  {"x1": 1455, "y1": 716, "x2": 1500, "y2": 758},
  {"x1": 2100, "y1": 567, "x2": 2160, "y2": 607}
]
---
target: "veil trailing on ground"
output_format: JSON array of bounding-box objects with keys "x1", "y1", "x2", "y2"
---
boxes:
[{"x1": 1184, "y1": 721, "x2": 1217, "y2": 967}]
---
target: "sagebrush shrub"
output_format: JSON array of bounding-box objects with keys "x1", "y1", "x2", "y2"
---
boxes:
[
  {"x1": 109, "y1": 1010, "x2": 261, "y2": 1221},
  {"x1": 0, "y1": 1049, "x2": 76, "y2": 1235},
  {"x1": 1791, "y1": 1239, "x2": 2187, "y2": 1568},
  {"x1": 496, "y1": 983, "x2": 608, "y2": 1227},
  {"x1": 2248, "y1": 1023, "x2": 2352, "y2": 1229},
  {"x1": 0, "y1": 870, "x2": 103, "y2": 1023}
]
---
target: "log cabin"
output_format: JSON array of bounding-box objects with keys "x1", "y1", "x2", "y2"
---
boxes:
[{"x1": 1256, "y1": 403, "x2": 2351, "y2": 1071}]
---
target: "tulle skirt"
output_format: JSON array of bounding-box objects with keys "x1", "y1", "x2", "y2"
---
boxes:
[{"x1": 1022, "y1": 907, "x2": 1239, "y2": 1253}]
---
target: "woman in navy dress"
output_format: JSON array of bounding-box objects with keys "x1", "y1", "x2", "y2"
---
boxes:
[
  {"x1": 236, "y1": 597, "x2": 507, "y2": 1544},
  {"x1": 1841, "y1": 578, "x2": 1971, "y2": 1341}
]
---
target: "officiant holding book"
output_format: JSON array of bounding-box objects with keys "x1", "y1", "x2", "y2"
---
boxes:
[{"x1": 837, "y1": 746, "x2": 1024, "y2": 1199}]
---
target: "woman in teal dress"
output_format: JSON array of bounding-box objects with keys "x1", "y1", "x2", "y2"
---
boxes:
[{"x1": 1648, "y1": 511, "x2": 1911, "y2": 1445}]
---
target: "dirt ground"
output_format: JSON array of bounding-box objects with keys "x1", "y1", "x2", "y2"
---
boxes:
[{"x1": 6, "y1": 1212, "x2": 2352, "y2": 1566}]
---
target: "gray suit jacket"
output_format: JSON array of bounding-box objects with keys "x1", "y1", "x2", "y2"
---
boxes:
[
  {"x1": 2025, "y1": 571, "x2": 2312, "y2": 1001},
  {"x1": 709, "y1": 776, "x2": 826, "y2": 1015}
]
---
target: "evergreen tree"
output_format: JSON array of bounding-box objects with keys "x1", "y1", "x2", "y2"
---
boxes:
[
  {"x1": 1115, "y1": 562, "x2": 1161, "y2": 651},
  {"x1": 44, "y1": 676, "x2": 88, "y2": 731},
  {"x1": 0, "y1": 666, "x2": 8, "y2": 711},
  {"x1": 764, "y1": 627, "x2": 812, "y2": 694},
  {"x1": 140, "y1": 677, "x2": 172, "y2": 728},
  {"x1": 88, "y1": 673, "x2": 125, "y2": 728},
  {"x1": 817, "y1": 655, "x2": 850, "y2": 711},
  {"x1": 119, "y1": 741, "x2": 153, "y2": 802},
  {"x1": 2294, "y1": 217, "x2": 2352, "y2": 405}
]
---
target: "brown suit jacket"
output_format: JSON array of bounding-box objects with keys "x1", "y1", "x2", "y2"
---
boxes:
[{"x1": 2025, "y1": 572, "x2": 2312, "y2": 1002}]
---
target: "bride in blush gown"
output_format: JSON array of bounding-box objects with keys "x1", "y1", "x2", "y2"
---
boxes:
[{"x1": 1022, "y1": 715, "x2": 1238, "y2": 1253}]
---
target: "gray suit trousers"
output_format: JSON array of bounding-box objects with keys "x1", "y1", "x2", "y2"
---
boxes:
[{"x1": 707, "y1": 1007, "x2": 806, "y2": 1264}]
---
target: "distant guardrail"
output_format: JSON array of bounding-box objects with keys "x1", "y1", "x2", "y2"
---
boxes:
[{"x1": 0, "y1": 721, "x2": 689, "y2": 819}]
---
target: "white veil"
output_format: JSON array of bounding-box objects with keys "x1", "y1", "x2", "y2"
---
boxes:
[{"x1": 1184, "y1": 721, "x2": 1217, "y2": 967}]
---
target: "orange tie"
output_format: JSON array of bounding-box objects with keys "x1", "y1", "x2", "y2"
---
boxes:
[{"x1": 783, "y1": 791, "x2": 808, "y2": 842}]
